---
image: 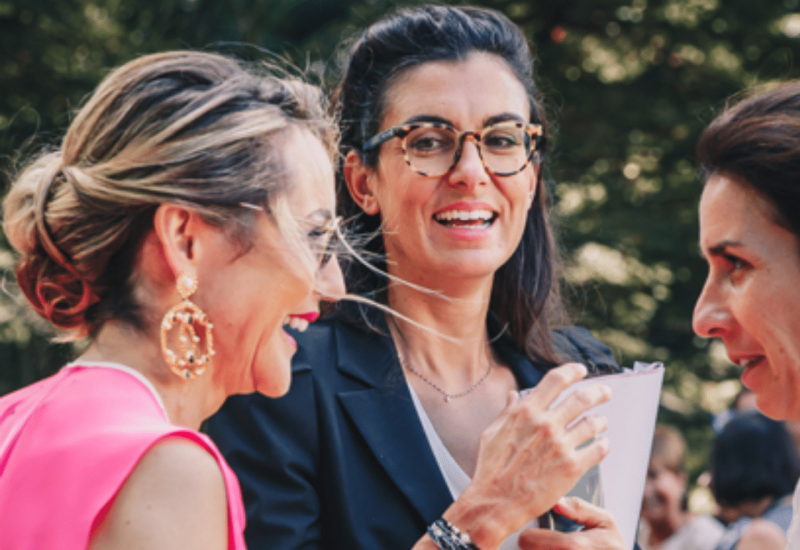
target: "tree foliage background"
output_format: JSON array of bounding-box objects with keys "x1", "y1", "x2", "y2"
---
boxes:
[{"x1": 3, "y1": 0, "x2": 800, "y2": 506}]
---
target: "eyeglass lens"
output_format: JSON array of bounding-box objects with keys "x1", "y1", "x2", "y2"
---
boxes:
[
  {"x1": 307, "y1": 221, "x2": 338, "y2": 270},
  {"x1": 402, "y1": 123, "x2": 535, "y2": 177}
]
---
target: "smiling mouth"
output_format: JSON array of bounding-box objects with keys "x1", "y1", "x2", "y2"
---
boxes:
[
  {"x1": 641, "y1": 496, "x2": 665, "y2": 511},
  {"x1": 433, "y1": 209, "x2": 498, "y2": 228},
  {"x1": 738, "y1": 356, "x2": 765, "y2": 369},
  {"x1": 283, "y1": 316, "x2": 310, "y2": 332}
]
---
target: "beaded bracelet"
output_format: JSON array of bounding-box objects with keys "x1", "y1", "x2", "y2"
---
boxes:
[{"x1": 427, "y1": 518, "x2": 481, "y2": 550}]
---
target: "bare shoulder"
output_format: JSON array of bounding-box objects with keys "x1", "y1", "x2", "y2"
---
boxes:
[
  {"x1": 735, "y1": 518, "x2": 786, "y2": 550},
  {"x1": 89, "y1": 436, "x2": 228, "y2": 550}
]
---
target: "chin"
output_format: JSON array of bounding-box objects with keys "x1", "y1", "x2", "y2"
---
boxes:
[
  {"x1": 754, "y1": 394, "x2": 794, "y2": 422},
  {"x1": 251, "y1": 341, "x2": 295, "y2": 398},
  {"x1": 254, "y1": 368, "x2": 292, "y2": 398}
]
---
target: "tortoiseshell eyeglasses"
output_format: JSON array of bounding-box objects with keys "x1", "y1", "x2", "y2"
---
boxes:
[{"x1": 362, "y1": 120, "x2": 544, "y2": 177}]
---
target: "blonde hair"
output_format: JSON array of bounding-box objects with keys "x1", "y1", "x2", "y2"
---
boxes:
[{"x1": 3, "y1": 50, "x2": 336, "y2": 338}]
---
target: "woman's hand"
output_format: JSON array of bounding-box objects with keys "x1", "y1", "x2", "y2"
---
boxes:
[
  {"x1": 441, "y1": 362, "x2": 612, "y2": 550},
  {"x1": 517, "y1": 497, "x2": 626, "y2": 550}
]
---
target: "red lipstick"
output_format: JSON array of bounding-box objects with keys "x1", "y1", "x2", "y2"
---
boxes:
[{"x1": 291, "y1": 312, "x2": 320, "y2": 323}]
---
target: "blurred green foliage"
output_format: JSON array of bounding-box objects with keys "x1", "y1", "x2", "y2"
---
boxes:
[{"x1": 3, "y1": 0, "x2": 800, "y2": 502}]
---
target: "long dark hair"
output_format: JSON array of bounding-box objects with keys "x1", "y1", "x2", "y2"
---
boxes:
[
  {"x1": 330, "y1": 5, "x2": 567, "y2": 367},
  {"x1": 697, "y1": 80, "x2": 800, "y2": 241}
]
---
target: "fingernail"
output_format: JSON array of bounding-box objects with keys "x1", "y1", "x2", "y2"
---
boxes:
[
  {"x1": 601, "y1": 384, "x2": 612, "y2": 397},
  {"x1": 576, "y1": 363, "x2": 588, "y2": 377}
]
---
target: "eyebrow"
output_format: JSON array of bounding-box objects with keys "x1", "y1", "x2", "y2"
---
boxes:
[
  {"x1": 401, "y1": 112, "x2": 528, "y2": 128},
  {"x1": 704, "y1": 240, "x2": 744, "y2": 258},
  {"x1": 302, "y1": 208, "x2": 334, "y2": 223},
  {"x1": 484, "y1": 112, "x2": 528, "y2": 126},
  {"x1": 402, "y1": 114, "x2": 452, "y2": 126}
]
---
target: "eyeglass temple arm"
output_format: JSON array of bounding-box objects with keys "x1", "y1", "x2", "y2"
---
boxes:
[{"x1": 363, "y1": 126, "x2": 407, "y2": 151}]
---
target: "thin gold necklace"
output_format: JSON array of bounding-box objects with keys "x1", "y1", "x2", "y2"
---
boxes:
[{"x1": 397, "y1": 350, "x2": 494, "y2": 403}]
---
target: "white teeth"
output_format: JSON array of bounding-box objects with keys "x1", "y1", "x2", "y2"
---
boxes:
[
  {"x1": 738, "y1": 358, "x2": 761, "y2": 368},
  {"x1": 433, "y1": 209, "x2": 494, "y2": 222},
  {"x1": 287, "y1": 317, "x2": 309, "y2": 332},
  {"x1": 282, "y1": 316, "x2": 309, "y2": 332}
]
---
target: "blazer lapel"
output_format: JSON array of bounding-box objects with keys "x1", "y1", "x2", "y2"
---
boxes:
[{"x1": 333, "y1": 321, "x2": 453, "y2": 524}]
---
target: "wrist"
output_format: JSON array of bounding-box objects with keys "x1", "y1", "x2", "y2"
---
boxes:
[
  {"x1": 442, "y1": 498, "x2": 505, "y2": 550},
  {"x1": 428, "y1": 518, "x2": 480, "y2": 550}
]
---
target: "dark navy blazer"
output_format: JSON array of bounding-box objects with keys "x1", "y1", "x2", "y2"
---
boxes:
[{"x1": 208, "y1": 315, "x2": 620, "y2": 550}]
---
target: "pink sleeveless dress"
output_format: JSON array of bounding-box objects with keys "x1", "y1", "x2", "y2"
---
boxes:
[{"x1": 0, "y1": 362, "x2": 247, "y2": 550}]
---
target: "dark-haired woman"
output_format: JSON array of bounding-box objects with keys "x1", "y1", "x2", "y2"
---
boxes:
[
  {"x1": 709, "y1": 413, "x2": 799, "y2": 550},
  {"x1": 210, "y1": 6, "x2": 627, "y2": 550},
  {"x1": 692, "y1": 79, "x2": 800, "y2": 550},
  {"x1": 0, "y1": 51, "x2": 345, "y2": 549}
]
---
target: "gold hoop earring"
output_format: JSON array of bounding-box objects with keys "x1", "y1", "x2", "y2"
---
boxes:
[{"x1": 160, "y1": 270, "x2": 214, "y2": 380}]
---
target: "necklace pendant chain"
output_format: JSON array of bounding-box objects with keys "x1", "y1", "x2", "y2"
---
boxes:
[{"x1": 398, "y1": 351, "x2": 494, "y2": 403}]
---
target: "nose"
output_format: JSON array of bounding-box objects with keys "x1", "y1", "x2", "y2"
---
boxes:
[
  {"x1": 316, "y1": 254, "x2": 346, "y2": 301},
  {"x1": 692, "y1": 276, "x2": 731, "y2": 339},
  {"x1": 447, "y1": 134, "x2": 489, "y2": 188}
]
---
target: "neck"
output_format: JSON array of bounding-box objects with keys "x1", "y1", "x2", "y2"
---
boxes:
[
  {"x1": 738, "y1": 496, "x2": 777, "y2": 519},
  {"x1": 647, "y1": 511, "x2": 693, "y2": 546},
  {"x1": 386, "y1": 270, "x2": 496, "y2": 388},
  {"x1": 78, "y1": 321, "x2": 225, "y2": 430}
]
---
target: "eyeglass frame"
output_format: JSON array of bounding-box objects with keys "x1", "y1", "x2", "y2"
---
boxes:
[
  {"x1": 362, "y1": 120, "x2": 544, "y2": 177},
  {"x1": 239, "y1": 202, "x2": 341, "y2": 271}
]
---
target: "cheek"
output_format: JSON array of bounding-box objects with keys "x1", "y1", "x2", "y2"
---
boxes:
[
  {"x1": 663, "y1": 476, "x2": 685, "y2": 499},
  {"x1": 377, "y1": 184, "x2": 423, "y2": 220},
  {"x1": 649, "y1": 472, "x2": 679, "y2": 498},
  {"x1": 499, "y1": 176, "x2": 535, "y2": 218}
]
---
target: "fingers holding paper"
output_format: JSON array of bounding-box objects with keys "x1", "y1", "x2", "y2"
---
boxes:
[
  {"x1": 453, "y1": 362, "x2": 612, "y2": 545},
  {"x1": 518, "y1": 497, "x2": 626, "y2": 550}
]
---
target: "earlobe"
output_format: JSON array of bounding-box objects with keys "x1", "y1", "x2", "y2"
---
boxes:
[
  {"x1": 344, "y1": 150, "x2": 380, "y2": 216},
  {"x1": 528, "y1": 177, "x2": 539, "y2": 209}
]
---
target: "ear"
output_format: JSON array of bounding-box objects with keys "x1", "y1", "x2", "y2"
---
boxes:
[
  {"x1": 344, "y1": 150, "x2": 380, "y2": 215},
  {"x1": 152, "y1": 204, "x2": 208, "y2": 279},
  {"x1": 528, "y1": 166, "x2": 540, "y2": 209}
]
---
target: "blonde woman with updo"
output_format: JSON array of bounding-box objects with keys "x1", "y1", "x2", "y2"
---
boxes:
[{"x1": 0, "y1": 50, "x2": 345, "y2": 550}]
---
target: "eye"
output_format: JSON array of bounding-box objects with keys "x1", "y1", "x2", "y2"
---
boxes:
[
  {"x1": 307, "y1": 227, "x2": 331, "y2": 251},
  {"x1": 483, "y1": 128, "x2": 522, "y2": 150},
  {"x1": 722, "y1": 253, "x2": 747, "y2": 272},
  {"x1": 719, "y1": 252, "x2": 751, "y2": 284},
  {"x1": 406, "y1": 129, "x2": 455, "y2": 156},
  {"x1": 307, "y1": 227, "x2": 327, "y2": 239}
]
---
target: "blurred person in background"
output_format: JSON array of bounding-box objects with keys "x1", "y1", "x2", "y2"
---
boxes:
[
  {"x1": 638, "y1": 425, "x2": 724, "y2": 550},
  {"x1": 709, "y1": 412, "x2": 799, "y2": 550},
  {"x1": 693, "y1": 79, "x2": 800, "y2": 550}
]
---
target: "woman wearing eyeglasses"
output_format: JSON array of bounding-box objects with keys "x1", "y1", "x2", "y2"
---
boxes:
[
  {"x1": 209, "y1": 6, "x2": 627, "y2": 550},
  {"x1": 0, "y1": 51, "x2": 345, "y2": 550}
]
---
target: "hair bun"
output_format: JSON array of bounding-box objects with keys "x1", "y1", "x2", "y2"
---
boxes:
[{"x1": 3, "y1": 151, "x2": 97, "y2": 333}]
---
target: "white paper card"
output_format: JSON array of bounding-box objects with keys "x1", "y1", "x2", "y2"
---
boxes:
[{"x1": 524, "y1": 362, "x2": 664, "y2": 549}]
